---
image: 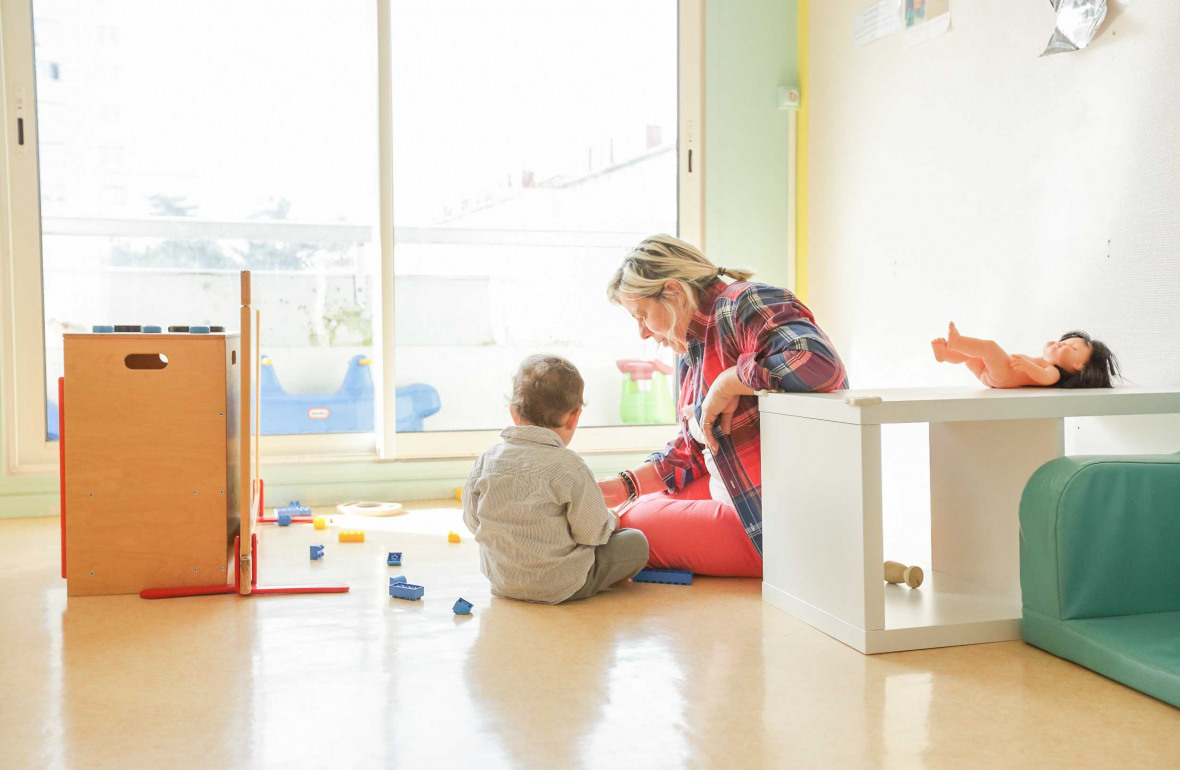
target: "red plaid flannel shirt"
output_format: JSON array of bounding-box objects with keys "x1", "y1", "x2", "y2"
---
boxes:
[{"x1": 647, "y1": 280, "x2": 849, "y2": 554}]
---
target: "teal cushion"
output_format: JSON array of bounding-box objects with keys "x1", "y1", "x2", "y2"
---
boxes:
[
  {"x1": 1024, "y1": 608, "x2": 1180, "y2": 709},
  {"x1": 1020, "y1": 454, "x2": 1180, "y2": 621}
]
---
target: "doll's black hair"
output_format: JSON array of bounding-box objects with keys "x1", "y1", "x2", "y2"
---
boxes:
[{"x1": 1059, "y1": 330, "x2": 1120, "y2": 389}]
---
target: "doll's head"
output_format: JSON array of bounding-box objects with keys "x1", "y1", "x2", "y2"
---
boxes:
[{"x1": 1042, "y1": 330, "x2": 1120, "y2": 388}]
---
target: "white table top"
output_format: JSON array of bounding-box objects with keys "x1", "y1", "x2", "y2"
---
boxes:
[{"x1": 757, "y1": 386, "x2": 1180, "y2": 425}]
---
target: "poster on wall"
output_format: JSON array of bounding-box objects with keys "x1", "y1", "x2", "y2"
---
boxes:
[
  {"x1": 854, "y1": 0, "x2": 902, "y2": 48},
  {"x1": 904, "y1": 0, "x2": 951, "y2": 47}
]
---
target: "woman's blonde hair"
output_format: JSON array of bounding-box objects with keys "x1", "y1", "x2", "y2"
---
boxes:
[{"x1": 605, "y1": 234, "x2": 754, "y2": 314}]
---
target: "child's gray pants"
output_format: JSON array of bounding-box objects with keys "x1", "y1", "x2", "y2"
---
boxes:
[{"x1": 562, "y1": 528, "x2": 650, "y2": 602}]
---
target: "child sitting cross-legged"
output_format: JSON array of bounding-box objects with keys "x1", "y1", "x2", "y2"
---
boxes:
[{"x1": 462, "y1": 355, "x2": 650, "y2": 604}]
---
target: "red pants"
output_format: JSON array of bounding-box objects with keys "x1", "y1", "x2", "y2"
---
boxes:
[{"x1": 618, "y1": 476, "x2": 763, "y2": 577}]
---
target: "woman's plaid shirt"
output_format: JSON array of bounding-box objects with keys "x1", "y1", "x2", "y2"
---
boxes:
[{"x1": 646, "y1": 280, "x2": 849, "y2": 555}]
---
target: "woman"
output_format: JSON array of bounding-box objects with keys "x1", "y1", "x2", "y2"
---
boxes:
[{"x1": 599, "y1": 235, "x2": 848, "y2": 577}]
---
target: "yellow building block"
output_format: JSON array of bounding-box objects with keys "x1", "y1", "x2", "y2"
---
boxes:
[
  {"x1": 454, "y1": 487, "x2": 463, "y2": 502},
  {"x1": 338, "y1": 529, "x2": 365, "y2": 543},
  {"x1": 313, "y1": 516, "x2": 329, "y2": 530},
  {"x1": 447, "y1": 531, "x2": 461, "y2": 543}
]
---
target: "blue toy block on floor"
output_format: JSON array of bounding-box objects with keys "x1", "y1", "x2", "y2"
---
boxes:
[
  {"x1": 389, "y1": 574, "x2": 406, "y2": 584},
  {"x1": 389, "y1": 581, "x2": 424, "y2": 601},
  {"x1": 310, "y1": 545, "x2": 325, "y2": 560},
  {"x1": 387, "y1": 552, "x2": 402, "y2": 566},
  {"x1": 453, "y1": 598, "x2": 473, "y2": 615},
  {"x1": 278, "y1": 514, "x2": 292, "y2": 526},
  {"x1": 632, "y1": 568, "x2": 693, "y2": 585}
]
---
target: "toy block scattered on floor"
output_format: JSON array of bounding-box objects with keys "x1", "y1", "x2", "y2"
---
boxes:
[
  {"x1": 447, "y1": 531, "x2": 461, "y2": 543},
  {"x1": 310, "y1": 545, "x2": 324, "y2": 560},
  {"x1": 278, "y1": 501, "x2": 312, "y2": 516},
  {"x1": 453, "y1": 598, "x2": 473, "y2": 615},
  {"x1": 338, "y1": 529, "x2": 365, "y2": 543},
  {"x1": 632, "y1": 568, "x2": 693, "y2": 585},
  {"x1": 389, "y1": 581, "x2": 424, "y2": 601},
  {"x1": 313, "y1": 516, "x2": 329, "y2": 530},
  {"x1": 278, "y1": 514, "x2": 291, "y2": 526},
  {"x1": 387, "y1": 552, "x2": 402, "y2": 566},
  {"x1": 389, "y1": 574, "x2": 406, "y2": 584}
]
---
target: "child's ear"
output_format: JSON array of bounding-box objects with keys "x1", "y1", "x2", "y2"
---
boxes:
[
  {"x1": 564, "y1": 408, "x2": 582, "y2": 430},
  {"x1": 509, "y1": 407, "x2": 522, "y2": 426}
]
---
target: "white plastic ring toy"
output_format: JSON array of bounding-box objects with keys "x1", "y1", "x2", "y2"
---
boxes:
[{"x1": 336, "y1": 501, "x2": 405, "y2": 517}]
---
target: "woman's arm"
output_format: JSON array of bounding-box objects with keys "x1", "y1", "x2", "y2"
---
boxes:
[
  {"x1": 724, "y1": 287, "x2": 848, "y2": 394},
  {"x1": 598, "y1": 462, "x2": 667, "y2": 507}
]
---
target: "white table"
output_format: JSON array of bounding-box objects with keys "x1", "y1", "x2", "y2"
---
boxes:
[{"x1": 758, "y1": 387, "x2": 1180, "y2": 654}]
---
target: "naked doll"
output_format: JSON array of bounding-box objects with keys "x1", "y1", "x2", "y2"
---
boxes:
[{"x1": 931, "y1": 323, "x2": 1119, "y2": 389}]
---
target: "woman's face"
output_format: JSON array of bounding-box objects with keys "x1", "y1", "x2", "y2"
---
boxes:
[{"x1": 620, "y1": 283, "x2": 693, "y2": 354}]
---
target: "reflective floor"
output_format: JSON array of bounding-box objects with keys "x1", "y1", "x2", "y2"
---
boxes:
[{"x1": 3, "y1": 504, "x2": 1179, "y2": 770}]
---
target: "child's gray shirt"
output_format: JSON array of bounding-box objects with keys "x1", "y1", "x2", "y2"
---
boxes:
[{"x1": 462, "y1": 425, "x2": 616, "y2": 603}]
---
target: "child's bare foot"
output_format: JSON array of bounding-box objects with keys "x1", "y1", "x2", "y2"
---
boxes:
[
  {"x1": 931, "y1": 338, "x2": 949, "y2": 362},
  {"x1": 947, "y1": 322, "x2": 961, "y2": 350}
]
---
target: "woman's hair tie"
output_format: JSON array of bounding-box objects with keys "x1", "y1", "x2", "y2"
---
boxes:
[{"x1": 717, "y1": 267, "x2": 728, "y2": 278}]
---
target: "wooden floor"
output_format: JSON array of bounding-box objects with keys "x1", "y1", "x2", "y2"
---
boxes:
[{"x1": 3, "y1": 502, "x2": 1179, "y2": 769}]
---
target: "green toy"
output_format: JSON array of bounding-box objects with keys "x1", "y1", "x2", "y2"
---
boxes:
[{"x1": 617, "y1": 359, "x2": 676, "y2": 424}]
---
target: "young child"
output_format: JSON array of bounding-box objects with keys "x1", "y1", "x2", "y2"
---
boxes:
[
  {"x1": 462, "y1": 354, "x2": 650, "y2": 604},
  {"x1": 932, "y1": 322, "x2": 1120, "y2": 389}
]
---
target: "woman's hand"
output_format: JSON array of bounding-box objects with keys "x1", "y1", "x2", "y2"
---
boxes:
[
  {"x1": 699, "y1": 368, "x2": 751, "y2": 454},
  {"x1": 598, "y1": 476, "x2": 630, "y2": 508}
]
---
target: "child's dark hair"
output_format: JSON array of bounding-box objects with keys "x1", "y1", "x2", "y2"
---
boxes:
[
  {"x1": 510, "y1": 355, "x2": 585, "y2": 429},
  {"x1": 1060, "y1": 330, "x2": 1120, "y2": 388}
]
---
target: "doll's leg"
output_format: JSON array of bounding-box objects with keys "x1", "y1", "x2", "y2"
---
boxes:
[
  {"x1": 932, "y1": 338, "x2": 973, "y2": 364},
  {"x1": 945, "y1": 323, "x2": 1011, "y2": 380}
]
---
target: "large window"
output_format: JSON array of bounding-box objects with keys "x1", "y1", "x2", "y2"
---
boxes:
[
  {"x1": 390, "y1": 0, "x2": 680, "y2": 433},
  {"x1": 31, "y1": 0, "x2": 379, "y2": 449},
  {"x1": 1, "y1": 0, "x2": 702, "y2": 471}
]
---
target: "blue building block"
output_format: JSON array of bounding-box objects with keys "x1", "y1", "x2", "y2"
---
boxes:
[
  {"x1": 632, "y1": 568, "x2": 693, "y2": 585},
  {"x1": 92, "y1": 325, "x2": 114, "y2": 333},
  {"x1": 310, "y1": 545, "x2": 325, "y2": 560},
  {"x1": 277, "y1": 501, "x2": 312, "y2": 516},
  {"x1": 453, "y1": 598, "x2": 473, "y2": 615},
  {"x1": 143, "y1": 325, "x2": 162, "y2": 333},
  {"x1": 277, "y1": 514, "x2": 292, "y2": 526},
  {"x1": 189, "y1": 325, "x2": 211, "y2": 334},
  {"x1": 389, "y1": 574, "x2": 406, "y2": 584},
  {"x1": 387, "y1": 552, "x2": 402, "y2": 566},
  {"x1": 389, "y1": 582, "x2": 424, "y2": 601}
]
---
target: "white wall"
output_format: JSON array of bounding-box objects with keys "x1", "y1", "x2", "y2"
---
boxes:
[
  {"x1": 806, "y1": 1, "x2": 1180, "y2": 564},
  {"x1": 807, "y1": 0, "x2": 1180, "y2": 449}
]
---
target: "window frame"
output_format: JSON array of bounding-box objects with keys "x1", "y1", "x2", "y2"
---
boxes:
[{"x1": 0, "y1": 0, "x2": 704, "y2": 474}]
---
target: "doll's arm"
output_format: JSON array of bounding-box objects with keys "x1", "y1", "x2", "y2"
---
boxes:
[{"x1": 1009, "y1": 357, "x2": 1061, "y2": 386}]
